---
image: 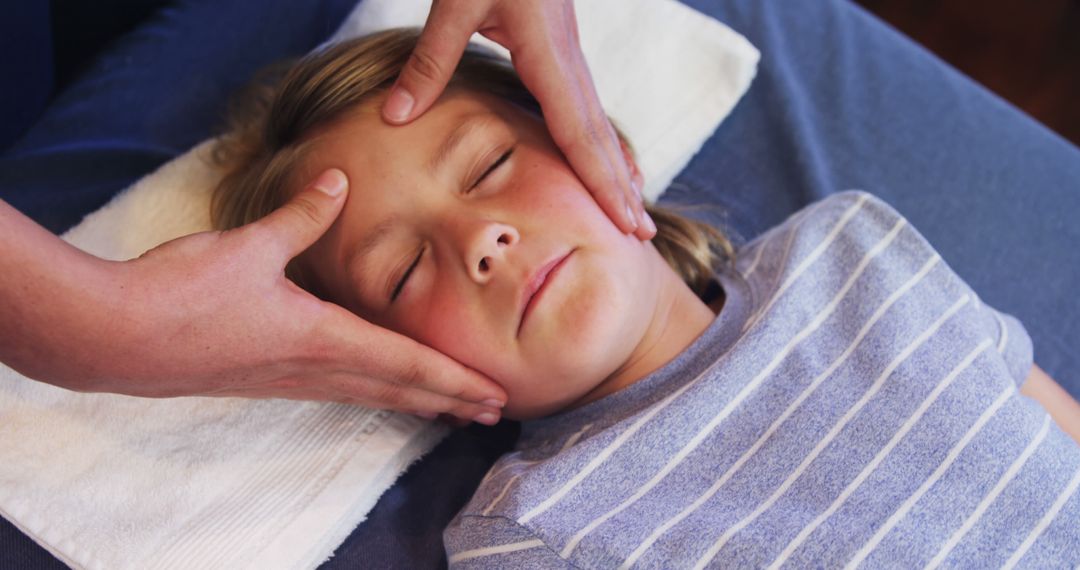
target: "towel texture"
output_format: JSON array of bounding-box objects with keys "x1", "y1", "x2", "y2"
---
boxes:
[{"x1": 0, "y1": 1, "x2": 758, "y2": 568}]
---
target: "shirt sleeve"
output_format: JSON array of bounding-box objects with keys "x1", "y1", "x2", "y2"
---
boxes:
[
  {"x1": 850, "y1": 190, "x2": 1036, "y2": 387},
  {"x1": 966, "y1": 296, "x2": 1035, "y2": 387},
  {"x1": 444, "y1": 514, "x2": 576, "y2": 569}
]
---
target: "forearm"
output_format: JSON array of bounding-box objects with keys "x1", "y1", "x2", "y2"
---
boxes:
[
  {"x1": 1020, "y1": 363, "x2": 1080, "y2": 446},
  {"x1": 0, "y1": 199, "x2": 125, "y2": 390}
]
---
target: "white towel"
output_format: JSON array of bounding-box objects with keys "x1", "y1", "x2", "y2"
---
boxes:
[{"x1": 0, "y1": 1, "x2": 758, "y2": 568}]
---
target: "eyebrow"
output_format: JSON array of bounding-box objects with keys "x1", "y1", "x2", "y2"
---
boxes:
[{"x1": 426, "y1": 113, "x2": 492, "y2": 176}]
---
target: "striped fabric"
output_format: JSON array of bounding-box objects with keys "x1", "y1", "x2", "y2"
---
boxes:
[{"x1": 443, "y1": 191, "x2": 1080, "y2": 568}]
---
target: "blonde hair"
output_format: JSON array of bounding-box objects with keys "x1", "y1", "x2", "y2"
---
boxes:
[{"x1": 211, "y1": 28, "x2": 735, "y2": 298}]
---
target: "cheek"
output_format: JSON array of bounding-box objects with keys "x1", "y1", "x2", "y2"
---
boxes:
[
  {"x1": 515, "y1": 154, "x2": 601, "y2": 207},
  {"x1": 514, "y1": 173, "x2": 623, "y2": 243},
  {"x1": 405, "y1": 292, "x2": 475, "y2": 359},
  {"x1": 401, "y1": 288, "x2": 508, "y2": 378}
]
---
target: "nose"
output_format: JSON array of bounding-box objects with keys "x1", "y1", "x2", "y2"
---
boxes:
[{"x1": 464, "y1": 220, "x2": 519, "y2": 284}]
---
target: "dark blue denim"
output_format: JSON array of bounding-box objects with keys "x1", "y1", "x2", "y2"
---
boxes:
[{"x1": 2, "y1": 0, "x2": 1078, "y2": 568}]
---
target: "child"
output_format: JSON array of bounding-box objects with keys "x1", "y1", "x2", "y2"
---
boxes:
[{"x1": 211, "y1": 29, "x2": 1080, "y2": 568}]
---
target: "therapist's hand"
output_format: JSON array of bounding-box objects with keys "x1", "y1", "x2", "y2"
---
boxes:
[
  {"x1": 1, "y1": 170, "x2": 505, "y2": 425},
  {"x1": 383, "y1": 0, "x2": 656, "y2": 241}
]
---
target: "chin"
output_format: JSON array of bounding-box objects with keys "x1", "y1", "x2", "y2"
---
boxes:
[
  {"x1": 505, "y1": 297, "x2": 643, "y2": 421},
  {"x1": 504, "y1": 252, "x2": 654, "y2": 420}
]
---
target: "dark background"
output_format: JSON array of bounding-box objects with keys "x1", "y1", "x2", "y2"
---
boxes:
[{"x1": 855, "y1": 0, "x2": 1080, "y2": 147}]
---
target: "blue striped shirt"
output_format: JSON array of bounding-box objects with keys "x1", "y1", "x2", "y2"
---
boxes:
[{"x1": 444, "y1": 191, "x2": 1080, "y2": 568}]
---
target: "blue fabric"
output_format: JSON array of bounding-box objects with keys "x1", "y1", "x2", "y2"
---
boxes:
[
  {"x1": 323, "y1": 422, "x2": 520, "y2": 569},
  {"x1": 0, "y1": 0, "x2": 356, "y2": 234},
  {"x1": 0, "y1": 0, "x2": 53, "y2": 151},
  {"x1": 2, "y1": 0, "x2": 1079, "y2": 567}
]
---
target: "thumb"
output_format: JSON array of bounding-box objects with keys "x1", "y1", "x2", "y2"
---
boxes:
[{"x1": 257, "y1": 168, "x2": 349, "y2": 260}]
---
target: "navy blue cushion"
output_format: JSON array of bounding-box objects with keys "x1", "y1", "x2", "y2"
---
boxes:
[
  {"x1": 0, "y1": 0, "x2": 53, "y2": 151},
  {"x1": 0, "y1": 0, "x2": 357, "y2": 234}
]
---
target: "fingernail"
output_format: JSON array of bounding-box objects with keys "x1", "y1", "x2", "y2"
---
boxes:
[
  {"x1": 481, "y1": 398, "x2": 505, "y2": 408},
  {"x1": 415, "y1": 411, "x2": 437, "y2": 420},
  {"x1": 384, "y1": 87, "x2": 415, "y2": 123},
  {"x1": 474, "y1": 412, "x2": 500, "y2": 426},
  {"x1": 314, "y1": 169, "x2": 346, "y2": 197},
  {"x1": 642, "y1": 210, "x2": 657, "y2": 234},
  {"x1": 625, "y1": 203, "x2": 639, "y2": 230}
]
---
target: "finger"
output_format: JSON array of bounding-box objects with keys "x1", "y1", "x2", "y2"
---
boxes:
[
  {"x1": 563, "y1": 22, "x2": 648, "y2": 237},
  {"x1": 350, "y1": 387, "x2": 504, "y2": 425},
  {"x1": 341, "y1": 381, "x2": 504, "y2": 425},
  {"x1": 627, "y1": 174, "x2": 656, "y2": 241},
  {"x1": 383, "y1": 0, "x2": 489, "y2": 124},
  {"x1": 590, "y1": 110, "x2": 643, "y2": 237},
  {"x1": 255, "y1": 168, "x2": 349, "y2": 260},
  {"x1": 634, "y1": 208, "x2": 657, "y2": 241},
  {"x1": 507, "y1": 6, "x2": 639, "y2": 234},
  {"x1": 605, "y1": 114, "x2": 654, "y2": 241},
  {"x1": 211, "y1": 373, "x2": 504, "y2": 424}
]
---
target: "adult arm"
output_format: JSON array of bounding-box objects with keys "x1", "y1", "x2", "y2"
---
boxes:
[
  {"x1": 382, "y1": 0, "x2": 656, "y2": 241},
  {"x1": 0, "y1": 169, "x2": 505, "y2": 424},
  {"x1": 1021, "y1": 364, "x2": 1080, "y2": 445}
]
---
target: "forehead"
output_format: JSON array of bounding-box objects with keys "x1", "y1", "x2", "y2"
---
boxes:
[{"x1": 294, "y1": 90, "x2": 513, "y2": 186}]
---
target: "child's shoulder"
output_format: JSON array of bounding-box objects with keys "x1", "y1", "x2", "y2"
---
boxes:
[
  {"x1": 787, "y1": 190, "x2": 909, "y2": 238},
  {"x1": 731, "y1": 190, "x2": 948, "y2": 310},
  {"x1": 810, "y1": 189, "x2": 907, "y2": 226},
  {"x1": 736, "y1": 190, "x2": 929, "y2": 268}
]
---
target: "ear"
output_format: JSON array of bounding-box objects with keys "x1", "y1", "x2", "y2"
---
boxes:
[{"x1": 616, "y1": 135, "x2": 645, "y2": 191}]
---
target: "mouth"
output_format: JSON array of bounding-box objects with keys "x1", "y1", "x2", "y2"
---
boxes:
[{"x1": 517, "y1": 249, "x2": 575, "y2": 336}]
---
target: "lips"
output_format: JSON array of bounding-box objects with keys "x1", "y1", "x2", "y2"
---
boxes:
[{"x1": 517, "y1": 250, "x2": 574, "y2": 336}]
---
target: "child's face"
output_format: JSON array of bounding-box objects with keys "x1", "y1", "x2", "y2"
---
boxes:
[{"x1": 294, "y1": 90, "x2": 669, "y2": 419}]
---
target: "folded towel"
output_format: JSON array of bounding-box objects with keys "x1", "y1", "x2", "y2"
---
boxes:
[{"x1": 0, "y1": 1, "x2": 758, "y2": 568}]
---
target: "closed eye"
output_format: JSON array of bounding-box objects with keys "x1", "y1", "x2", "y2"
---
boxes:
[
  {"x1": 390, "y1": 247, "x2": 424, "y2": 302},
  {"x1": 470, "y1": 147, "x2": 514, "y2": 190}
]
